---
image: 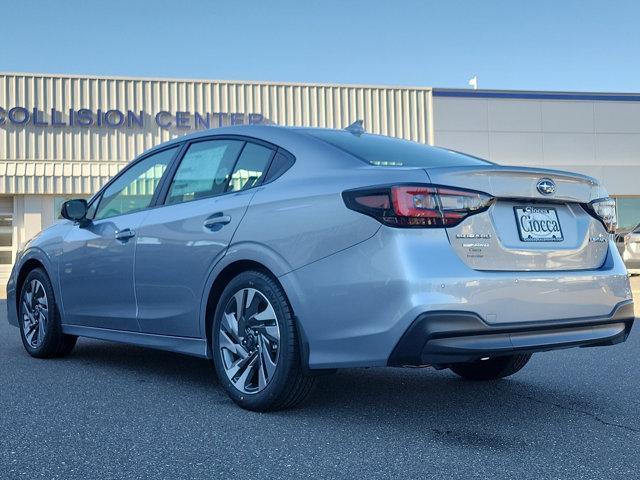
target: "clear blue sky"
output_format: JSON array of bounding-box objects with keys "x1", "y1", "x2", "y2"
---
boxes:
[{"x1": 2, "y1": 0, "x2": 639, "y2": 92}]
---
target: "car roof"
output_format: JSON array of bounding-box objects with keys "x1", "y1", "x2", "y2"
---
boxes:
[
  {"x1": 146, "y1": 124, "x2": 464, "y2": 163},
  {"x1": 151, "y1": 124, "x2": 322, "y2": 152},
  {"x1": 141, "y1": 125, "x2": 375, "y2": 173}
]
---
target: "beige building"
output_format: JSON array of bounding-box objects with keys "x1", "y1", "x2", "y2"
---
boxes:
[
  {"x1": 1, "y1": 71, "x2": 640, "y2": 290},
  {"x1": 432, "y1": 89, "x2": 640, "y2": 230}
]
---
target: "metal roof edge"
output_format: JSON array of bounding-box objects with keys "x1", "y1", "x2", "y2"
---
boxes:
[
  {"x1": 432, "y1": 88, "x2": 640, "y2": 102},
  {"x1": 0, "y1": 71, "x2": 434, "y2": 92}
]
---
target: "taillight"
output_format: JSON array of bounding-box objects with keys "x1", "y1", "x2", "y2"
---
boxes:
[
  {"x1": 342, "y1": 184, "x2": 494, "y2": 228},
  {"x1": 588, "y1": 197, "x2": 617, "y2": 233}
]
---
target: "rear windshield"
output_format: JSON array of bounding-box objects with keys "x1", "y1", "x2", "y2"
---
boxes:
[{"x1": 303, "y1": 130, "x2": 491, "y2": 168}]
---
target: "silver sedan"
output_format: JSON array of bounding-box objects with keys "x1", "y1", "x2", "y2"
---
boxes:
[{"x1": 6, "y1": 124, "x2": 635, "y2": 411}]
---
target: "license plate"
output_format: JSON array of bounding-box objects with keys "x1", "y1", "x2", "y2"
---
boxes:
[{"x1": 514, "y1": 206, "x2": 563, "y2": 242}]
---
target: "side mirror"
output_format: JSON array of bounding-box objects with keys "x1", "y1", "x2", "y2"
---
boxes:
[{"x1": 61, "y1": 199, "x2": 89, "y2": 224}]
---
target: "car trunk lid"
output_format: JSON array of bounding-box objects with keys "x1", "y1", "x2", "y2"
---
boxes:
[{"x1": 424, "y1": 165, "x2": 610, "y2": 271}]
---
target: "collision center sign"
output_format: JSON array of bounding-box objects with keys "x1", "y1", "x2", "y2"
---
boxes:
[{"x1": 0, "y1": 106, "x2": 265, "y2": 130}]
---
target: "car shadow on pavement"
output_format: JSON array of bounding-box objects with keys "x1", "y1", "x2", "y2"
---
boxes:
[
  {"x1": 62, "y1": 337, "x2": 637, "y2": 449},
  {"x1": 68, "y1": 339, "x2": 220, "y2": 389},
  {"x1": 300, "y1": 367, "x2": 637, "y2": 450}
]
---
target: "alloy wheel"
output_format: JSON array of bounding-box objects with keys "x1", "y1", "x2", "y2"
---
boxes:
[
  {"x1": 218, "y1": 288, "x2": 280, "y2": 394},
  {"x1": 21, "y1": 279, "x2": 49, "y2": 348}
]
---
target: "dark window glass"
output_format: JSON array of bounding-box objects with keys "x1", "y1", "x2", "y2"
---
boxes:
[
  {"x1": 0, "y1": 233, "x2": 11, "y2": 247},
  {"x1": 0, "y1": 251, "x2": 12, "y2": 264},
  {"x1": 166, "y1": 140, "x2": 244, "y2": 204},
  {"x1": 226, "y1": 143, "x2": 274, "y2": 192},
  {"x1": 303, "y1": 130, "x2": 491, "y2": 168},
  {"x1": 264, "y1": 151, "x2": 295, "y2": 183},
  {"x1": 94, "y1": 147, "x2": 178, "y2": 220},
  {"x1": 0, "y1": 214, "x2": 11, "y2": 247}
]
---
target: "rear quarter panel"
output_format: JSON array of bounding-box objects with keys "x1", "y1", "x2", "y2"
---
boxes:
[{"x1": 233, "y1": 157, "x2": 430, "y2": 274}]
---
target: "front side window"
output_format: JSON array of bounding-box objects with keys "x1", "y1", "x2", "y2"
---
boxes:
[
  {"x1": 94, "y1": 146, "x2": 178, "y2": 220},
  {"x1": 226, "y1": 143, "x2": 274, "y2": 192},
  {"x1": 166, "y1": 140, "x2": 244, "y2": 205}
]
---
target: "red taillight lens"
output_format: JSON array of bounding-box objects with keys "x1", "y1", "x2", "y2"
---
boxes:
[{"x1": 343, "y1": 184, "x2": 494, "y2": 228}]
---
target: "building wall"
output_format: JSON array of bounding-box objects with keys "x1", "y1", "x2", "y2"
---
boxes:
[
  {"x1": 2, "y1": 75, "x2": 640, "y2": 295},
  {"x1": 0, "y1": 72, "x2": 435, "y2": 292},
  {"x1": 432, "y1": 90, "x2": 640, "y2": 229},
  {"x1": 1, "y1": 72, "x2": 434, "y2": 181}
]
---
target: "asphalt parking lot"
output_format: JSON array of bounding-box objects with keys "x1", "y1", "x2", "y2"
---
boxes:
[{"x1": 1, "y1": 279, "x2": 639, "y2": 480}]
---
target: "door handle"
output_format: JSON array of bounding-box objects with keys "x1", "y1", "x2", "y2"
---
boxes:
[
  {"x1": 204, "y1": 215, "x2": 232, "y2": 229},
  {"x1": 115, "y1": 228, "x2": 136, "y2": 241}
]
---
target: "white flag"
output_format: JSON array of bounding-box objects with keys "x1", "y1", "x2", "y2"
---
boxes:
[{"x1": 468, "y1": 76, "x2": 478, "y2": 90}]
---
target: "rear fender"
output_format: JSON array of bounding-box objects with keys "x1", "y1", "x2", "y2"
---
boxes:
[{"x1": 198, "y1": 242, "x2": 295, "y2": 349}]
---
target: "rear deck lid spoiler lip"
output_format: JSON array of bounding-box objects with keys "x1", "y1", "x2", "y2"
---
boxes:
[
  {"x1": 423, "y1": 165, "x2": 607, "y2": 204},
  {"x1": 424, "y1": 164, "x2": 599, "y2": 183}
]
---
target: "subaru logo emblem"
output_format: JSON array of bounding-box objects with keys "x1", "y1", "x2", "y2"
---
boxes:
[{"x1": 536, "y1": 178, "x2": 556, "y2": 195}]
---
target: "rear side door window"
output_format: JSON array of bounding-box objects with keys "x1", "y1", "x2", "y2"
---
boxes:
[
  {"x1": 226, "y1": 143, "x2": 275, "y2": 192},
  {"x1": 166, "y1": 140, "x2": 245, "y2": 205}
]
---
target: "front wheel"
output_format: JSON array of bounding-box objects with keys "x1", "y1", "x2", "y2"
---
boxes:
[
  {"x1": 449, "y1": 353, "x2": 532, "y2": 381},
  {"x1": 212, "y1": 270, "x2": 315, "y2": 411},
  {"x1": 19, "y1": 268, "x2": 77, "y2": 358}
]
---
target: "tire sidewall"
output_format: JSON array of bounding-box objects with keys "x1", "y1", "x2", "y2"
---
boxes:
[
  {"x1": 212, "y1": 271, "x2": 296, "y2": 410},
  {"x1": 18, "y1": 268, "x2": 59, "y2": 357}
]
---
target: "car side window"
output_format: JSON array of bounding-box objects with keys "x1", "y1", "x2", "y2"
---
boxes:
[
  {"x1": 166, "y1": 140, "x2": 245, "y2": 205},
  {"x1": 94, "y1": 146, "x2": 178, "y2": 220},
  {"x1": 226, "y1": 142, "x2": 274, "y2": 192},
  {"x1": 85, "y1": 198, "x2": 98, "y2": 220},
  {"x1": 263, "y1": 150, "x2": 295, "y2": 183}
]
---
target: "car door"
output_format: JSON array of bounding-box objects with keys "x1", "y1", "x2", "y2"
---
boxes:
[
  {"x1": 60, "y1": 145, "x2": 180, "y2": 331},
  {"x1": 135, "y1": 138, "x2": 276, "y2": 337}
]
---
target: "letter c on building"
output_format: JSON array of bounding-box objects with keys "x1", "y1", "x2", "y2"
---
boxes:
[
  {"x1": 155, "y1": 111, "x2": 172, "y2": 129},
  {"x1": 0, "y1": 107, "x2": 5, "y2": 125}
]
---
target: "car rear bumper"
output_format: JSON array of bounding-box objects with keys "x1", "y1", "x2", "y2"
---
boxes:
[
  {"x1": 388, "y1": 300, "x2": 635, "y2": 366},
  {"x1": 282, "y1": 227, "x2": 633, "y2": 369}
]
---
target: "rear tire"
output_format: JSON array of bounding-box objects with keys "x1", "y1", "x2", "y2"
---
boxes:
[
  {"x1": 449, "y1": 353, "x2": 532, "y2": 381},
  {"x1": 212, "y1": 270, "x2": 315, "y2": 411},
  {"x1": 18, "y1": 268, "x2": 77, "y2": 359}
]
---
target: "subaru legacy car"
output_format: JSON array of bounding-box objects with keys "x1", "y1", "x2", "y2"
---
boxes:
[{"x1": 6, "y1": 123, "x2": 635, "y2": 411}]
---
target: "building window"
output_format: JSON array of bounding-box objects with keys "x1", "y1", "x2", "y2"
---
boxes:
[
  {"x1": 0, "y1": 200, "x2": 13, "y2": 265},
  {"x1": 614, "y1": 197, "x2": 640, "y2": 231}
]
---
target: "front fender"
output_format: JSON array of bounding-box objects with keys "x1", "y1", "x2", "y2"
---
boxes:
[{"x1": 6, "y1": 247, "x2": 56, "y2": 327}]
